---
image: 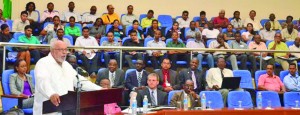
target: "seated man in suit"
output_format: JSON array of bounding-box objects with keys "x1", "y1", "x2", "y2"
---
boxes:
[
  {"x1": 178, "y1": 58, "x2": 207, "y2": 94},
  {"x1": 99, "y1": 78, "x2": 111, "y2": 89},
  {"x1": 96, "y1": 59, "x2": 124, "y2": 88},
  {"x1": 170, "y1": 79, "x2": 201, "y2": 109},
  {"x1": 154, "y1": 58, "x2": 181, "y2": 92},
  {"x1": 124, "y1": 31, "x2": 144, "y2": 69},
  {"x1": 136, "y1": 73, "x2": 168, "y2": 107},
  {"x1": 125, "y1": 59, "x2": 149, "y2": 91}
]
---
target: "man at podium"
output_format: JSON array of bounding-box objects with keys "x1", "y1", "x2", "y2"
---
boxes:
[{"x1": 33, "y1": 40, "x2": 103, "y2": 115}]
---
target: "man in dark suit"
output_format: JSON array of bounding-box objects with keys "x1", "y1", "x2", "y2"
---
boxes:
[
  {"x1": 178, "y1": 58, "x2": 207, "y2": 94},
  {"x1": 154, "y1": 58, "x2": 181, "y2": 92},
  {"x1": 125, "y1": 59, "x2": 149, "y2": 91},
  {"x1": 95, "y1": 59, "x2": 125, "y2": 88},
  {"x1": 136, "y1": 73, "x2": 168, "y2": 107}
]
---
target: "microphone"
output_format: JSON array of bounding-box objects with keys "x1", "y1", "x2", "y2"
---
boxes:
[{"x1": 76, "y1": 67, "x2": 89, "y2": 77}]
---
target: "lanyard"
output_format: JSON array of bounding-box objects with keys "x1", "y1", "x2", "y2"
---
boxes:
[{"x1": 290, "y1": 76, "x2": 299, "y2": 85}]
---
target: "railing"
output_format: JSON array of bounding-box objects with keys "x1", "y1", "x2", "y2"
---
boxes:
[{"x1": 1, "y1": 42, "x2": 300, "y2": 72}]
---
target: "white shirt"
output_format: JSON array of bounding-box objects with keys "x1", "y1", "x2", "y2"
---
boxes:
[
  {"x1": 74, "y1": 36, "x2": 99, "y2": 53},
  {"x1": 202, "y1": 28, "x2": 220, "y2": 39},
  {"x1": 176, "y1": 18, "x2": 191, "y2": 28},
  {"x1": 27, "y1": 11, "x2": 39, "y2": 22},
  {"x1": 109, "y1": 71, "x2": 116, "y2": 86},
  {"x1": 12, "y1": 19, "x2": 30, "y2": 32},
  {"x1": 259, "y1": 29, "x2": 276, "y2": 41},
  {"x1": 33, "y1": 53, "x2": 102, "y2": 115},
  {"x1": 186, "y1": 40, "x2": 205, "y2": 53},
  {"x1": 209, "y1": 40, "x2": 230, "y2": 55},
  {"x1": 242, "y1": 31, "x2": 254, "y2": 41},
  {"x1": 289, "y1": 44, "x2": 300, "y2": 58},
  {"x1": 41, "y1": 10, "x2": 59, "y2": 22},
  {"x1": 60, "y1": 10, "x2": 82, "y2": 22},
  {"x1": 81, "y1": 13, "x2": 100, "y2": 23},
  {"x1": 206, "y1": 68, "x2": 233, "y2": 88},
  {"x1": 121, "y1": 14, "x2": 138, "y2": 26},
  {"x1": 146, "y1": 40, "x2": 166, "y2": 56},
  {"x1": 243, "y1": 17, "x2": 262, "y2": 31},
  {"x1": 43, "y1": 24, "x2": 64, "y2": 32}
]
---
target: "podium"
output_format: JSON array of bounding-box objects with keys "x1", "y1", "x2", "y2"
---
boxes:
[{"x1": 42, "y1": 88, "x2": 123, "y2": 115}]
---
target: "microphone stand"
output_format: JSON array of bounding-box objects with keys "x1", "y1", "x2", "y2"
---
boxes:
[{"x1": 76, "y1": 67, "x2": 81, "y2": 115}]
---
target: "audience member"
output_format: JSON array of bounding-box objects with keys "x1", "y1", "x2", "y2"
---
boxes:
[
  {"x1": 25, "y1": 2, "x2": 41, "y2": 36},
  {"x1": 186, "y1": 21, "x2": 200, "y2": 39},
  {"x1": 64, "y1": 16, "x2": 81, "y2": 43},
  {"x1": 166, "y1": 22, "x2": 182, "y2": 39},
  {"x1": 108, "y1": 19, "x2": 124, "y2": 41},
  {"x1": 41, "y1": 2, "x2": 59, "y2": 22},
  {"x1": 101, "y1": 5, "x2": 120, "y2": 25},
  {"x1": 0, "y1": 9, "x2": 7, "y2": 27},
  {"x1": 202, "y1": 21, "x2": 220, "y2": 42},
  {"x1": 170, "y1": 79, "x2": 201, "y2": 108},
  {"x1": 178, "y1": 58, "x2": 206, "y2": 94},
  {"x1": 40, "y1": 16, "x2": 64, "y2": 43},
  {"x1": 89, "y1": 18, "x2": 105, "y2": 42},
  {"x1": 146, "y1": 30, "x2": 166, "y2": 69},
  {"x1": 281, "y1": 23, "x2": 298, "y2": 41},
  {"x1": 99, "y1": 78, "x2": 111, "y2": 89},
  {"x1": 123, "y1": 31, "x2": 143, "y2": 69},
  {"x1": 60, "y1": 1, "x2": 81, "y2": 23},
  {"x1": 241, "y1": 23, "x2": 255, "y2": 42},
  {"x1": 285, "y1": 15, "x2": 294, "y2": 25},
  {"x1": 67, "y1": 55, "x2": 89, "y2": 77},
  {"x1": 259, "y1": 21, "x2": 276, "y2": 42},
  {"x1": 223, "y1": 24, "x2": 235, "y2": 41},
  {"x1": 136, "y1": 73, "x2": 168, "y2": 107},
  {"x1": 12, "y1": 11, "x2": 30, "y2": 33},
  {"x1": 81, "y1": 6, "x2": 99, "y2": 24},
  {"x1": 128, "y1": 20, "x2": 144, "y2": 40},
  {"x1": 209, "y1": 34, "x2": 238, "y2": 70},
  {"x1": 258, "y1": 64, "x2": 286, "y2": 93},
  {"x1": 75, "y1": 27, "x2": 99, "y2": 76},
  {"x1": 186, "y1": 32, "x2": 214, "y2": 70},
  {"x1": 176, "y1": 10, "x2": 191, "y2": 28},
  {"x1": 96, "y1": 59, "x2": 124, "y2": 88},
  {"x1": 125, "y1": 59, "x2": 149, "y2": 91},
  {"x1": 121, "y1": 5, "x2": 138, "y2": 27},
  {"x1": 243, "y1": 10, "x2": 262, "y2": 31},
  {"x1": 230, "y1": 11, "x2": 243, "y2": 30},
  {"x1": 154, "y1": 58, "x2": 181, "y2": 92},
  {"x1": 146, "y1": 19, "x2": 163, "y2": 39},
  {"x1": 101, "y1": 32, "x2": 121, "y2": 66},
  {"x1": 167, "y1": 32, "x2": 189, "y2": 70},
  {"x1": 269, "y1": 13, "x2": 282, "y2": 31},
  {"x1": 289, "y1": 37, "x2": 300, "y2": 58},
  {"x1": 296, "y1": 18, "x2": 300, "y2": 31},
  {"x1": 141, "y1": 10, "x2": 160, "y2": 29},
  {"x1": 10, "y1": 59, "x2": 34, "y2": 108},
  {"x1": 283, "y1": 63, "x2": 300, "y2": 92},
  {"x1": 50, "y1": 29, "x2": 71, "y2": 47},
  {"x1": 213, "y1": 9, "x2": 229, "y2": 29},
  {"x1": 0, "y1": 24, "x2": 12, "y2": 42},
  {"x1": 196, "y1": 11, "x2": 208, "y2": 31}
]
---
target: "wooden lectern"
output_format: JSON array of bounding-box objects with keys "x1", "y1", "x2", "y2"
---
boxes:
[{"x1": 42, "y1": 88, "x2": 123, "y2": 115}]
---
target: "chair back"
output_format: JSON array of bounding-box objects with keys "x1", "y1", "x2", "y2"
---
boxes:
[
  {"x1": 200, "y1": 91, "x2": 224, "y2": 109},
  {"x1": 228, "y1": 91, "x2": 253, "y2": 109}
]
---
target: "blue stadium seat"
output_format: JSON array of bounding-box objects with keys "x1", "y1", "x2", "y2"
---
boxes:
[
  {"x1": 105, "y1": 24, "x2": 123, "y2": 33},
  {"x1": 139, "y1": 14, "x2": 147, "y2": 22},
  {"x1": 6, "y1": 19, "x2": 13, "y2": 31},
  {"x1": 257, "y1": 91, "x2": 281, "y2": 108},
  {"x1": 13, "y1": 32, "x2": 25, "y2": 40},
  {"x1": 168, "y1": 90, "x2": 181, "y2": 105},
  {"x1": 43, "y1": 22, "x2": 53, "y2": 28},
  {"x1": 126, "y1": 25, "x2": 143, "y2": 36},
  {"x1": 206, "y1": 39, "x2": 216, "y2": 47},
  {"x1": 277, "y1": 20, "x2": 286, "y2": 24},
  {"x1": 285, "y1": 41, "x2": 294, "y2": 47},
  {"x1": 158, "y1": 15, "x2": 173, "y2": 27},
  {"x1": 284, "y1": 92, "x2": 300, "y2": 108},
  {"x1": 144, "y1": 37, "x2": 154, "y2": 47},
  {"x1": 266, "y1": 40, "x2": 273, "y2": 47},
  {"x1": 228, "y1": 91, "x2": 253, "y2": 109},
  {"x1": 125, "y1": 69, "x2": 136, "y2": 80},
  {"x1": 221, "y1": 28, "x2": 237, "y2": 33},
  {"x1": 293, "y1": 20, "x2": 298, "y2": 25},
  {"x1": 63, "y1": 35, "x2": 74, "y2": 45},
  {"x1": 255, "y1": 70, "x2": 267, "y2": 88},
  {"x1": 260, "y1": 19, "x2": 270, "y2": 27},
  {"x1": 279, "y1": 70, "x2": 289, "y2": 82},
  {"x1": 233, "y1": 70, "x2": 254, "y2": 89},
  {"x1": 29, "y1": 70, "x2": 36, "y2": 85},
  {"x1": 200, "y1": 91, "x2": 224, "y2": 109},
  {"x1": 164, "y1": 26, "x2": 172, "y2": 36},
  {"x1": 35, "y1": 10, "x2": 41, "y2": 23},
  {"x1": 193, "y1": 16, "x2": 200, "y2": 22},
  {"x1": 228, "y1": 17, "x2": 233, "y2": 22},
  {"x1": 239, "y1": 29, "x2": 246, "y2": 35},
  {"x1": 85, "y1": 24, "x2": 93, "y2": 28},
  {"x1": 175, "y1": 16, "x2": 182, "y2": 21}
]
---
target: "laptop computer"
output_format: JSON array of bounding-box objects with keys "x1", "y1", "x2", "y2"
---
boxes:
[{"x1": 221, "y1": 77, "x2": 241, "y2": 89}]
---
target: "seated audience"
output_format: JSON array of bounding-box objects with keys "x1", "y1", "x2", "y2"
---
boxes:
[
  {"x1": 75, "y1": 27, "x2": 99, "y2": 76},
  {"x1": 187, "y1": 32, "x2": 214, "y2": 70},
  {"x1": 141, "y1": 10, "x2": 160, "y2": 29},
  {"x1": 121, "y1": 5, "x2": 138, "y2": 27},
  {"x1": 170, "y1": 79, "x2": 201, "y2": 108},
  {"x1": 25, "y1": 2, "x2": 40, "y2": 36},
  {"x1": 281, "y1": 23, "x2": 298, "y2": 41},
  {"x1": 285, "y1": 15, "x2": 294, "y2": 25},
  {"x1": 242, "y1": 23, "x2": 255, "y2": 42},
  {"x1": 213, "y1": 9, "x2": 229, "y2": 29},
  {"x1": 64, "y1": 16, "x2": 81, "y2": 43},
  {"x1": 125, "y1": 60, "x2": 149, "y2": 91},
  {"x1": 18, "y1": 25, "x2": 41, "y2": 73},
  {"x1": 128, "y1": 20, "x2": 144, "y2": 40},
  {"x1": 196, "y1": 11, "x2": 208, "y2": 31},
  {"x1": 41, "y1": 2, "x2": 59, "y2": 22},
  {"x1": 81, "y1": 6, "x2": 99, "y2": 24},
  {"x1": 101, "y1": 5, "x2": 120, "y2": 25},
  {"x1": 154, "y1": 58, "x2": 181, "y2": 92},
  {"x1": 243, "y1": 10, "x2": 262, "y2": 31},
  {"x1": 230, "y1": 32, "x2": 249, "y2": 70},
  {"x1": 202, "y1": 21, "x2": 220, "y2": 43},
  {"x1": 289, "y1": 37, "x2": 300, "y2": 58},
  {"x1": 136, "y1": 73, "x2": 168, "y2": 107},
  {"x1": 96, "y1": 59, "x2": 124, "y2": 88},
  {"x1": 259, "y1": 21, "x2": 276, "y2": 42},
  {"x1": 178, "y1": 58, "x2": 206, "y2": 94},
  {"x1": 268, "y1": 33, "x2": 297, "y2": 70},
  {"x1": 67, "y1": 55, "x2": 89, "y2": 77},
  {"x1": 146, "y1": 19, "x2": 163, "y2": 39},
  {"x1": 230, "y1": 11, "x2": 243, "y2": 30},
  {"x1": 89, "y1": 18, "x2": 105, "y2": 43},
  {"x1": 12, "y1": 11, "x2": 30, "y2": 33},
  {"x1": 269, "y1": 13, "x2": 282, "y2": 31},
  {"x1": 167, "y1": 32, "x2": 189, "y2": 70},
  {"x1": 40, "y1": 16, "x2": 64, "y2": 43},
  {"x1": 60, "y1": 1, "x2": 81, "y2": 23},
  {"x1": 176, "y1": 10, "x2": 191, "y2": 28},
  {"x1": 9, "y1": 59, "x2": 34, "y2": 108},
  {"x1": 146, "y1": 30, "x2": 166, "y2": 69},
  {"x1": 186, "y1": 21, "x2": 200, "y2": 40},
  {"x1": 108, "y1": 19, "x2": 124, "y2": 41},
  {"x1": 209, "y1": 34, "x2": 238, "y2": 70},
  {"x1": 258, "y1": 64, "x2": 286, "y2": 93},
  {"x1": 283, "y1": 63, "x2": 300, "y2": 92},
  {"x1": 223, "y1": 24, "x2": 235, "y2": 41},
  {"x1": 296, "y1": 18, "x2": 300, "y2": 31},
  {"x1": 123, "y1": 31, "x2": 143, "y2": 69},
  {"x1": 50, "y1": 29, "x2": 71, "y2": 47},
  {"x1": 166, "y1": 22, "x2": 182, "y2": 39},
  {"x1": 101, "y1": 32, "x2": 121, "y2": 66},
  {"x1": 99, "y1": 78, "x2": 111, "y2": 89},
  {"x1": 0, "y1": 24, "x2": 12, "y2": 42}
]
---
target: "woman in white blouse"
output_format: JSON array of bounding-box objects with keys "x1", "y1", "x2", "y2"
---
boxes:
[
  {"x1": 230, "y1": 11, "x2": 243, "y2": 30},
  {"x1": 26, "y1": 2, "x2": 40, "y2": 36},
  {"x1": 242, "y1": 23, "x2": 256, "y2": 42}
]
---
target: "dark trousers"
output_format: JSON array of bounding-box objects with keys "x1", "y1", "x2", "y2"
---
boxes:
[
  {"x1": 103, "y1": 52, "x2": 120, "y2": 67},
  {"x1": 30, "y1": 49, "x2": 41, "y2": 64},
  {"x1": 125, "y1": 53, "x2": 143, "y2": 69},
  {"x1": 149, "y1": 55, "x2": 164, "y2": 69},
  {"x1": 79, "y1": 53, "x2": 98, "y2": 74},
  {"x1": 168, "y1": 53, "x2": 190, "y2": 70}
]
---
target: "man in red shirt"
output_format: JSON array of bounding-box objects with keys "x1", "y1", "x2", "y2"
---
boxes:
[{"x1": 213, "y1": 9, "x2": 229, "y2": 29}]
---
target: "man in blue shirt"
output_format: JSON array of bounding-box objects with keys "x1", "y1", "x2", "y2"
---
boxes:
[{"x1": 283, "y1": 63, "x2": 300, "y2": 92}]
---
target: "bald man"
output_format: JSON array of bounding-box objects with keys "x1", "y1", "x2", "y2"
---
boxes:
[{"x1": 213, "y1": 9, "x2": 229, "y2": 29}]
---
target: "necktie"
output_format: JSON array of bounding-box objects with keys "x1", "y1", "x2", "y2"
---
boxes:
[
  {"x1": 137, "y1": 72, "x2": 142, "y2": 87},
  {"x1": 191, "y1": 71, "x2": 197, "y2": 89},
  {"x1": 151, "y1": 91, "x2": 156, "y2": 106},
  {"x1": 110, "y1": 73, "x2": 115, "y2": 86},
  {"x1": 221, "y1": 69, "x2": 224, "y2": 78}
]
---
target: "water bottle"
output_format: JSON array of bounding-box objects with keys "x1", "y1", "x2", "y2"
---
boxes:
[
  {"x1": 143, "y1": 95, "x2": 148, "y2": 113},
  {"x1": 132, "y1": 98, "x2": 137, "y2": 115},
  {"x1": 201, "y1": 93, "x2": 206, "y2": 110},
  {"x1": 257, "y1": 92, "x2": 262, "y2": 109},
  {"x1": 183, "y1": 94, "x2": 188, "y2": 111}
]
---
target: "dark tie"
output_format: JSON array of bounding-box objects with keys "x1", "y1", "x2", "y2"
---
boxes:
[
  {"x1": 151, "y1": 91, "x2": 156, "y2": 106},
  {"x1": 137, "y1": 72, "x2": 142, "y2": 86},
  {"x1": 221, "y1": 69, "x2": 224, "y2": 78}
]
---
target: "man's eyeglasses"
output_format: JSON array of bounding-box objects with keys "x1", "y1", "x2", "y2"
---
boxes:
[{"x1": 55, "y1": 48, "x2": 68, "y2": 52}]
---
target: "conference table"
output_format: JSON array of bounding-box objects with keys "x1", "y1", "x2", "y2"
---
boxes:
[{"x1": 142, "y1": 108, "x2": 300, "y2": 115}]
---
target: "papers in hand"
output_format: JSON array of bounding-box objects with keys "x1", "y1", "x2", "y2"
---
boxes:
[
  {"x1": 85, "y1": 50, "x2": 96, "y2": 59},
  {"x1": 277, "y1": 56, "x2": 299, "y2": 61},
  {"x1": 257, "y1": 56, "x2": 272, "y2": 60}
]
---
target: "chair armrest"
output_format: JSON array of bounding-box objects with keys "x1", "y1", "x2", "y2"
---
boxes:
[{"x1": 1, "y1": 94, "x2": 28, "y2": 99}]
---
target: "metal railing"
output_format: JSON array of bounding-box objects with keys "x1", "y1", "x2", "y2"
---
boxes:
[{"x1": 1, "y1": 42, "x2": 300, "y2": 71}]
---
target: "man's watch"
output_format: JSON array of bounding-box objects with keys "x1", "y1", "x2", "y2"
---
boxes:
[{"x1": 132, "y1": 87, "x2": 137, "y2": 91}]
